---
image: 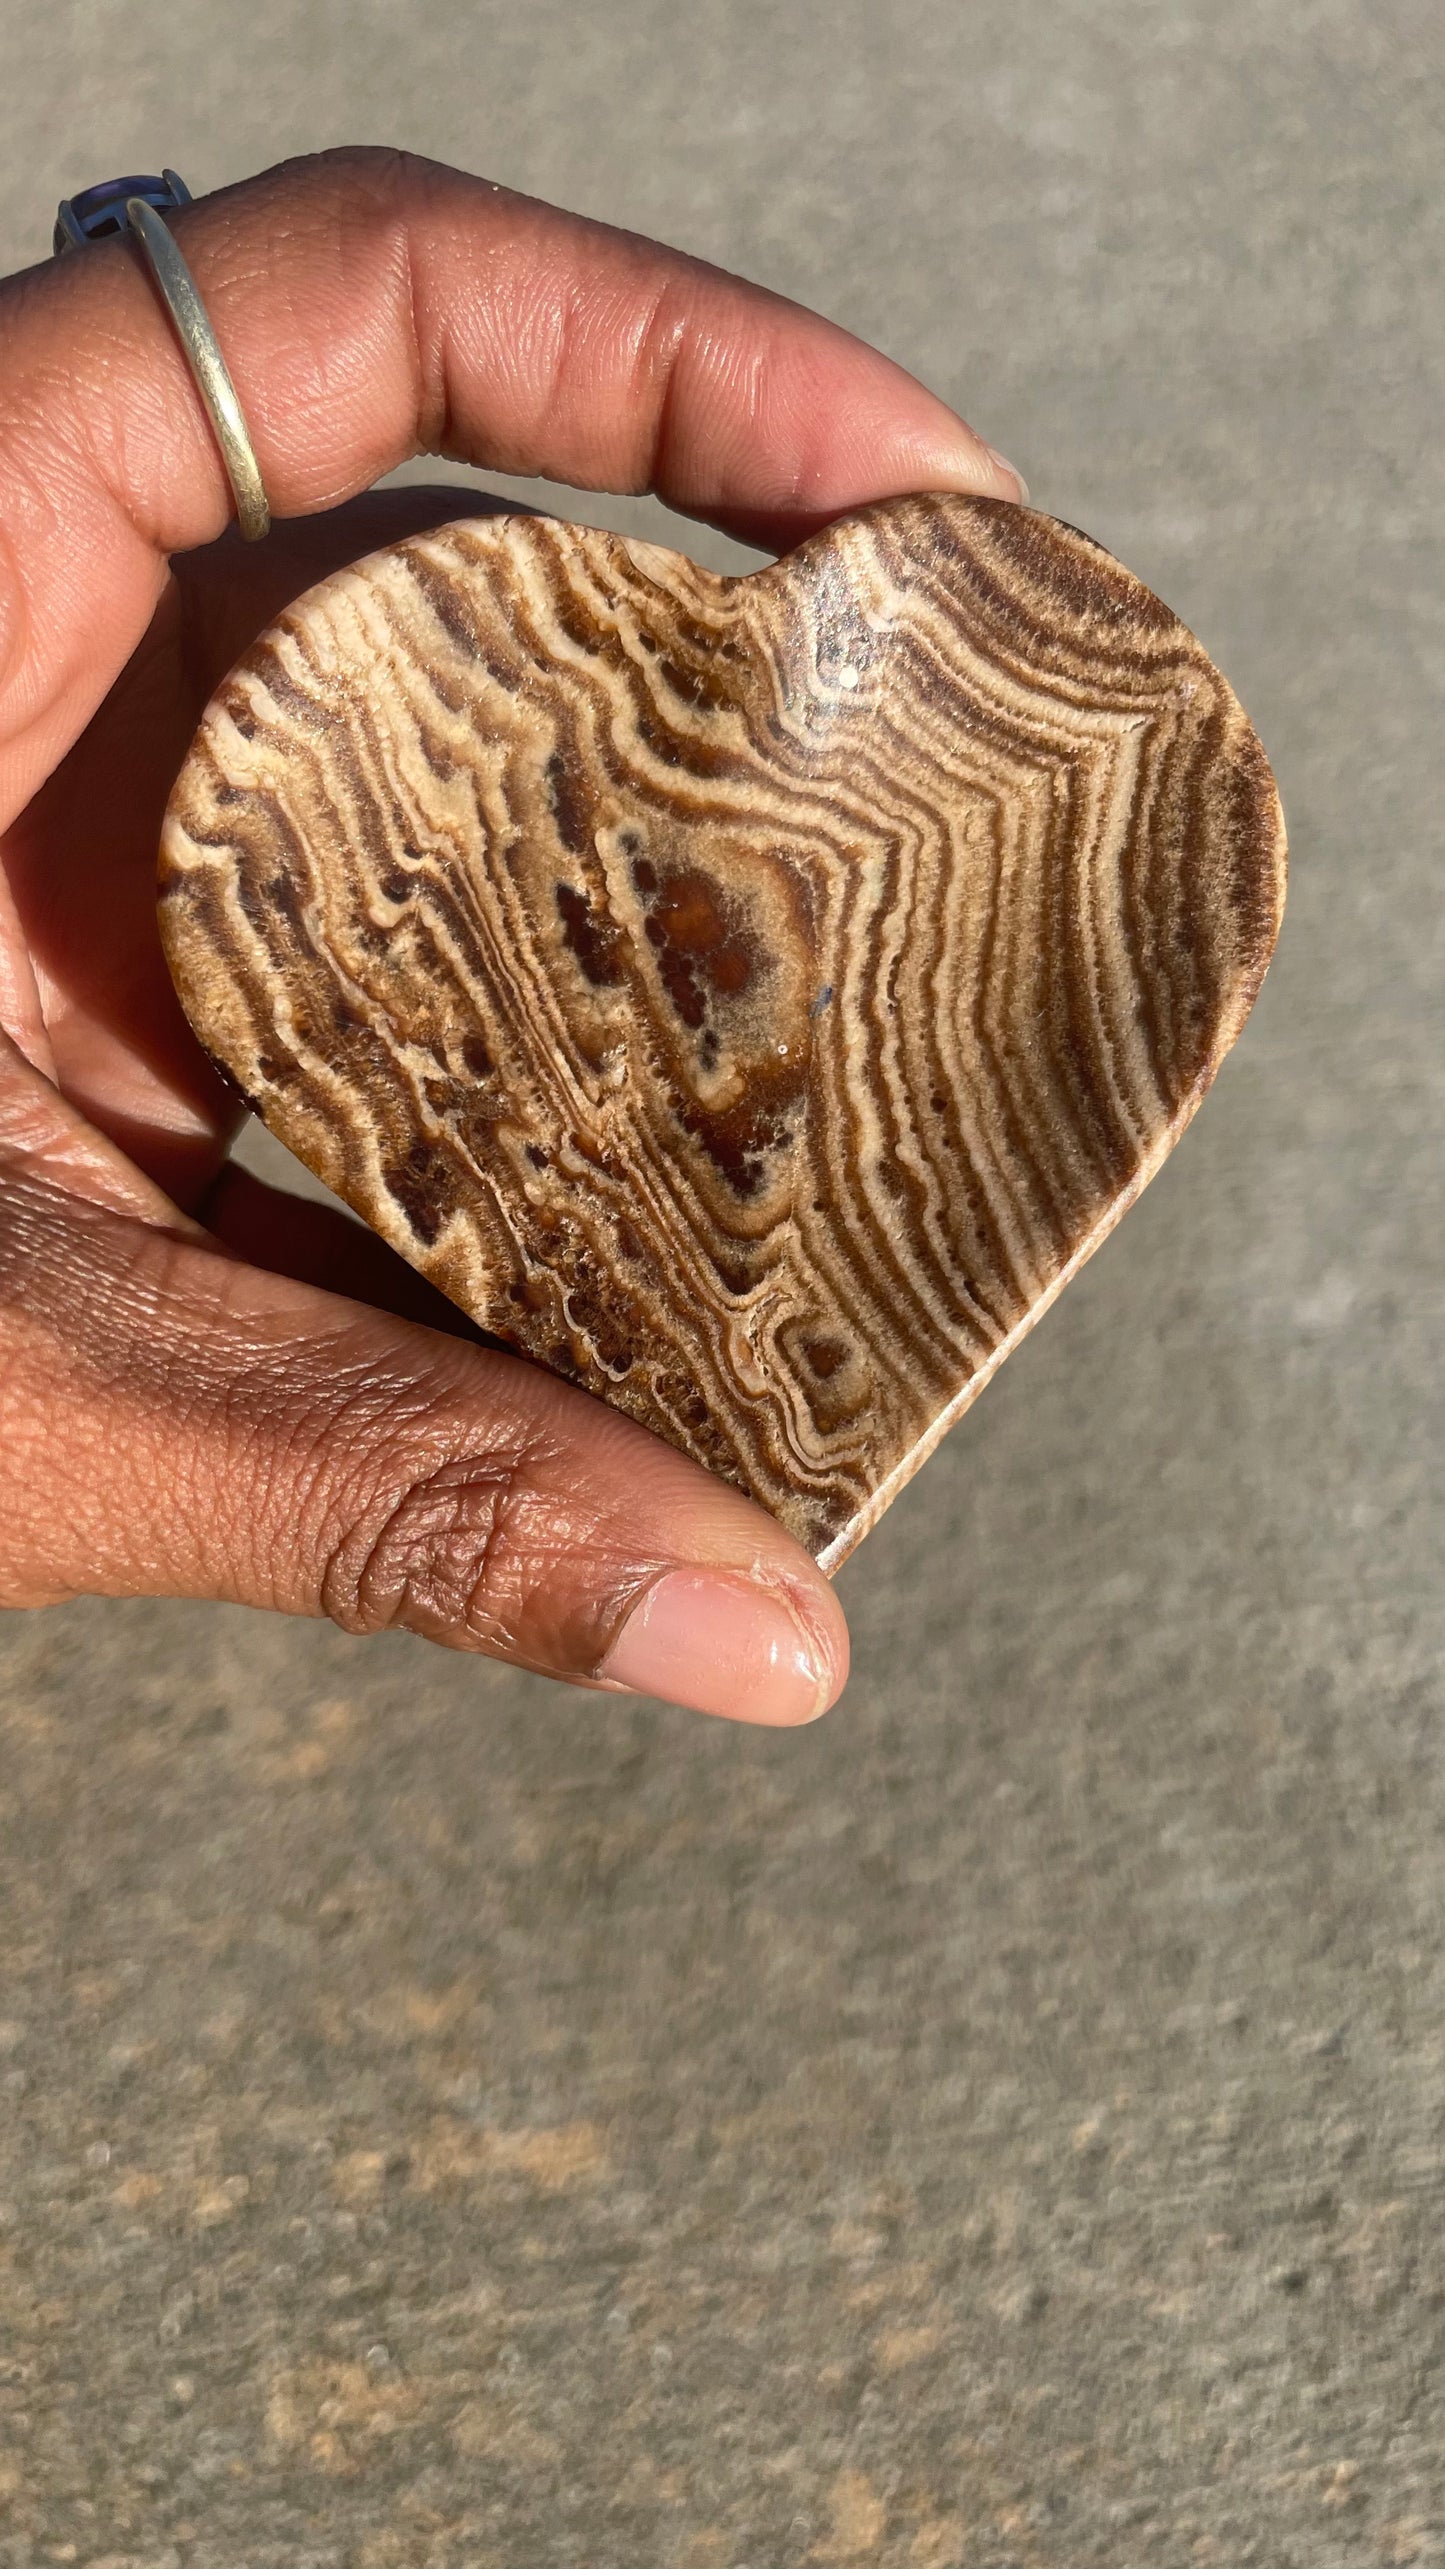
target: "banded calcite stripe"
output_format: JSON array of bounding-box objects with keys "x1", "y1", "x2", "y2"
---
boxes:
[{"x1": 158, "y1": 496, "x2": 1285, "y2": 1566}]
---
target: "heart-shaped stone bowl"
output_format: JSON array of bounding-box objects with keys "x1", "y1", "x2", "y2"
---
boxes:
[{"x1": 159, "y1": 495, "x2": 1285, "y2": 1568}]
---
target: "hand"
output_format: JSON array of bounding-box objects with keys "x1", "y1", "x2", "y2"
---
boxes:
[{"x1": 0, "y1": 148, "x2": 1023, "y2": 1722}]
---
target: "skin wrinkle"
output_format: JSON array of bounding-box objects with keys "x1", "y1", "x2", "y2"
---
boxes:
[
  {"x1": 335, "y1": 1448, "x2": 547, "y2": 1644},
  {"x1": 526, "y1": 265, "x2": 594, "y2": 470},
  {"x1": 392, "y1": 210, "x2": 450, "y2": 464},
  {"x1": 321, "y1": 1420, "x2": 628, "y2": 1663},
  {"x1": 635, "y1": 288, "x2": 692, "y2": 503},
  {"x1": 255, "y1": 1351, "x2": 586, "y2": 1648},
  {"x1": 506, "y1": 266, "x2": 615, "y2": 469},
  {"x1": 0, "y1": 496, "x2": 32, "y2": 706}
]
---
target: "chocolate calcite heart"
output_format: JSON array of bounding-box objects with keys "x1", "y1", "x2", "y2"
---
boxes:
[{"x1": 159, "y1": 496, "x2": 1284, "y2": 1567}]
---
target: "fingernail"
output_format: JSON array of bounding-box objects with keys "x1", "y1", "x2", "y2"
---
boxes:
[
  {"x1": 983, "y1": 444, "x2": 1030, "y2": 503},
  {"x1": 599, "y1": 1569, "x2": 835, "y2": 1726}
]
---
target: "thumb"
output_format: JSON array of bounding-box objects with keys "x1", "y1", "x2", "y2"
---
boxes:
[{"x1": 0, "y1": 1086, "x2": 848, "y2": 1727}]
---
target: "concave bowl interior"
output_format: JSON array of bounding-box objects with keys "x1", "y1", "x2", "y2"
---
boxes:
[{"x1": 159, "y1": 494, "x2": 1285, "y2": 1567}]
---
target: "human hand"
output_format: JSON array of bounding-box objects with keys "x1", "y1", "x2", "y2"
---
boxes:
[{"x1": 0, "y1": 148, "x2": 1024, "y2": 1722}]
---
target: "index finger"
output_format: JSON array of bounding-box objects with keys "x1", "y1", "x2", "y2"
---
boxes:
[{"x1": 0, "y1": 146, "x2": 1022, "y2": 820}]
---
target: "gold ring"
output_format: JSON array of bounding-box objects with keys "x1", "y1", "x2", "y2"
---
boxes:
[{"x1": 123, "y1": 193, "x2": 271, "y2": 543}]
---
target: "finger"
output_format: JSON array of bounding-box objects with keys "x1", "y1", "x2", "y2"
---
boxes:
[
  {"x1": 0, "y1": 1022, "x2": 206, "y2": 1230},
  {"x1": 0, "y1": 146, "x2": 1023, "y2": 816},
  {"x1": 0, "y1": 1077, "x2": 849, "y2": 1725}
]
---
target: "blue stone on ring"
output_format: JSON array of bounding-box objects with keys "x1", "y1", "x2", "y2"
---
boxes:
[{"x1": 54, "y1": 170, "x2": 192, "y2": 256}]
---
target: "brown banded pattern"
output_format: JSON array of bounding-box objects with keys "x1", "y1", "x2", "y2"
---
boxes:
[{"x1": 158, "y1": 496, "x2": 1286, "y2": 1566}]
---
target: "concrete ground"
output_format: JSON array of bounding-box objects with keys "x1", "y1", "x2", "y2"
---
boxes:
[{"x1": 1, "y1": 3, "x2": 1441, "y2": 2562}]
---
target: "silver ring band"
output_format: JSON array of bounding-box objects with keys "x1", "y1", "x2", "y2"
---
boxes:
[
  {"x1": 54, "y1": 172, "x2": 271, "y2": 543},
  {"x1": 123, "y1": 197, "x2": 271, "y2": 542}
]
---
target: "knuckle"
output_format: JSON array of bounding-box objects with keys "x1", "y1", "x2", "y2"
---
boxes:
[
  {"x1": 319, "y1": 1432, "x2": 580, "y2": 1652},
  {"x1": 292, "y1": 143, "x2": 440, "y2": 223}
]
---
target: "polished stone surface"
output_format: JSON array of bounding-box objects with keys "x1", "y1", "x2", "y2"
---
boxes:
[
  {"x1": 160, "y1": 499, "x2": 1282, "y2": 1562},
  {"x1": 0, "y1": 2, "x2": 1440, "y2": 2562}
]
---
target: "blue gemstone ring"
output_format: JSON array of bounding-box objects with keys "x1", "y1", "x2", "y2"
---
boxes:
[
  {"x1": 53, "y1": 170, "x2": 271, "y2": 542},
  {"x1": 53, "y1": 168, "x2": 194, "y2": 254}
]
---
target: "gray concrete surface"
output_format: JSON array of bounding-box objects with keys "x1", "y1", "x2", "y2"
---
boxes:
[{"x1": 1, "y1": 3, "x2": 1442, "y2": 2561}]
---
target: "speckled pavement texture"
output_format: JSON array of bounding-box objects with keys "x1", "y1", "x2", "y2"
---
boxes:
[{"x1": 1, "y1": 4, "x2": 1441, "y2": 2563}]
